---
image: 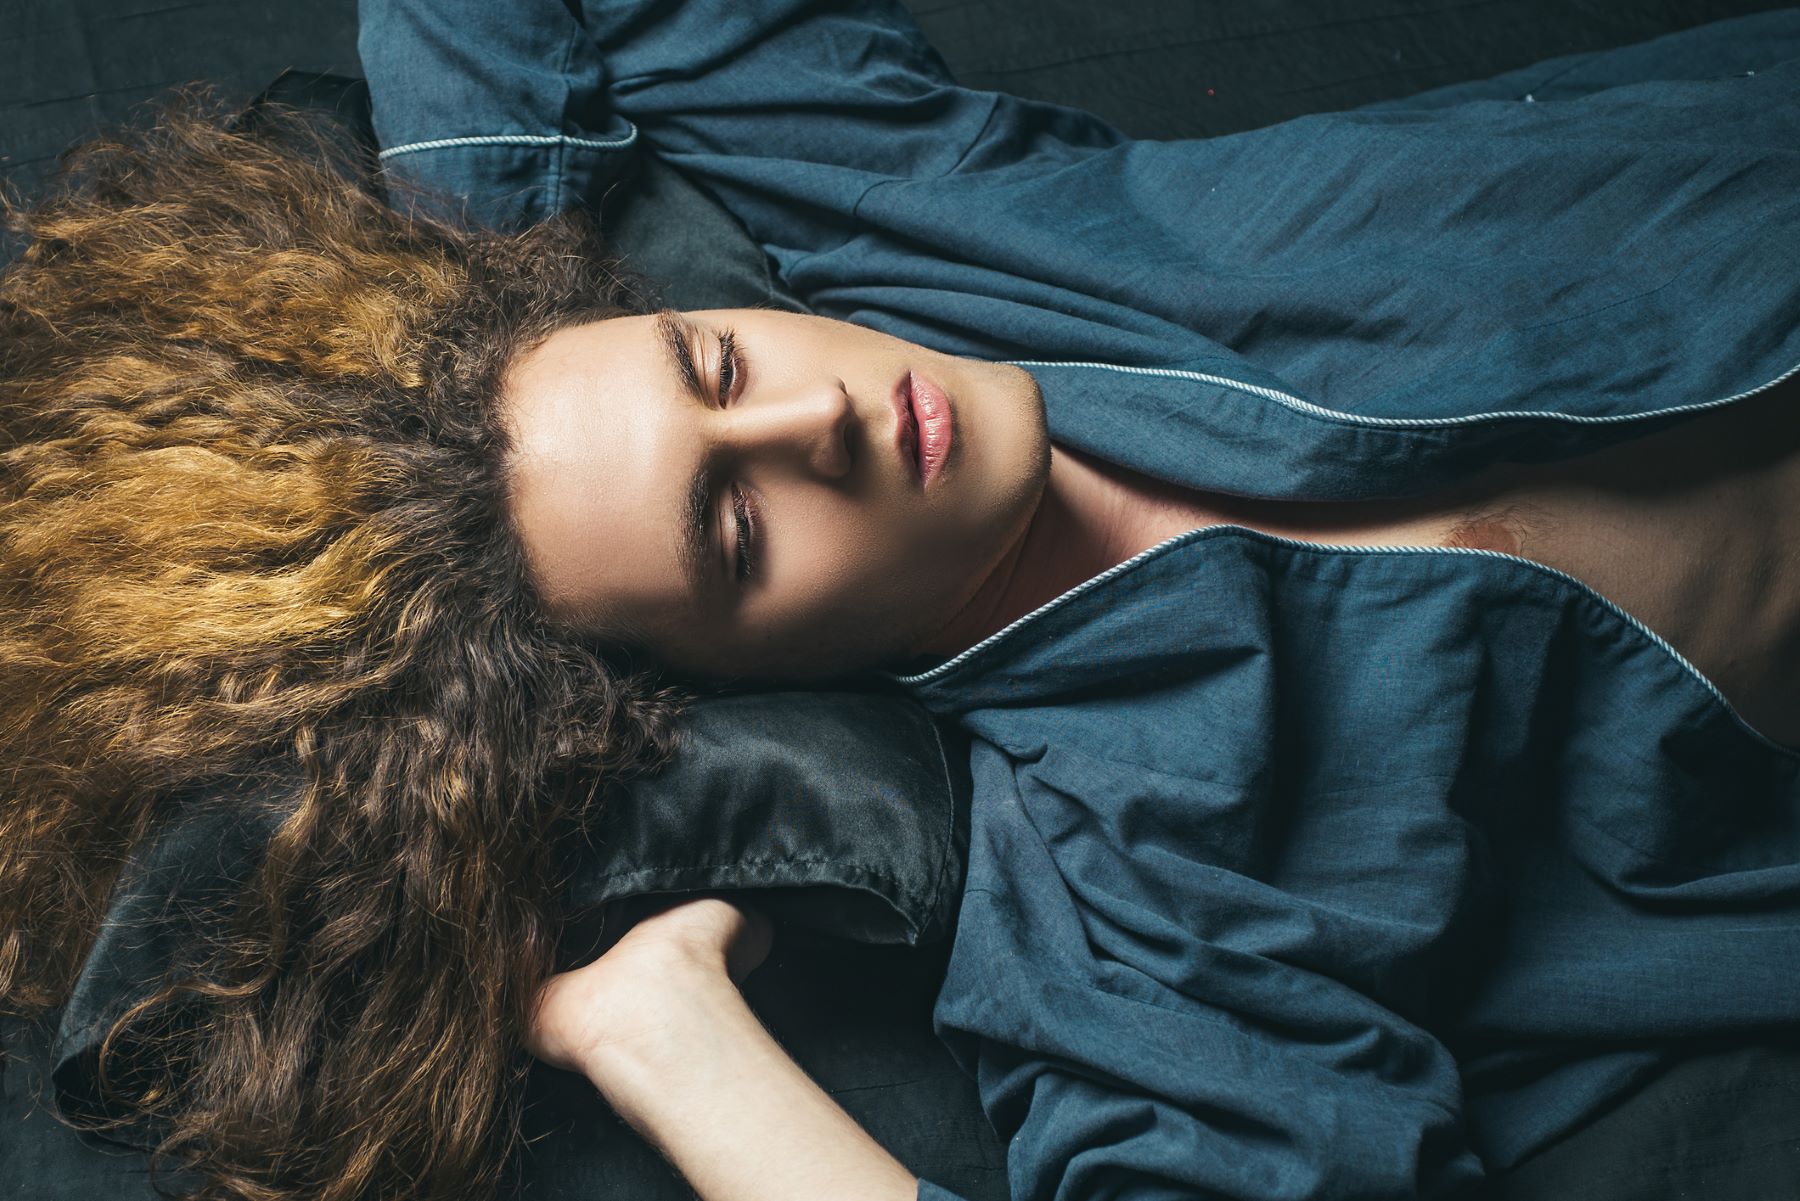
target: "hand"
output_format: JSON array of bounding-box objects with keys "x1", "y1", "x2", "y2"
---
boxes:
[
  {"x1": 525, "y1": 894, "x2": 774, "y2": 1076},
  {"x1": 525, "y1": 895, "x2": 917, "y2": 1201}
]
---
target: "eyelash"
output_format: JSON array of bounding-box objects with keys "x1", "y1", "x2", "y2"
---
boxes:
[{"x1": 717, "y1": 327, "x2": 757, "y2": 584}]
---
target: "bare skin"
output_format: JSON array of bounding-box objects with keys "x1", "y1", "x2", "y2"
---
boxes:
[
  {"x1": 503, "y1": 306, "x2": 1796, "y2": 737},
  {"x1": 526, "y1": 896, "x2": 918, "y2": 1201},
  {"x1": 501, "y1": 306, "x2": 1050, "y2": 682},
  {"x1": 946, "y1": 369, "x2": 1800, "y2": 745}
]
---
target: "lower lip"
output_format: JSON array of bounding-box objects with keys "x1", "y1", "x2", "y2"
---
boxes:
[{"x1": 908, "y1": 371, "x2": 954, "y2": 490}]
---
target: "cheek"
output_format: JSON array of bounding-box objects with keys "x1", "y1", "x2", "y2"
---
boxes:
[{"x1": 773, "y1": 501, "x2": 934, "y2": 615}]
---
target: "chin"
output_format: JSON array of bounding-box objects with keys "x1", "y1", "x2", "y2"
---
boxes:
[{"x1": 1011, "y1": 367, "x2": 1052, "y2": 489}]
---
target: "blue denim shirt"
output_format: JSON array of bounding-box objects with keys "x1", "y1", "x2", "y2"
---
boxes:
[{"x1": 358, "y1": 2, "x2": 1800, "y2": 1197}]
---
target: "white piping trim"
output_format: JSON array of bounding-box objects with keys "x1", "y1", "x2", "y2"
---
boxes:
[
  {"x1": 887, "y1": 526, "x2": 1798, "y2": 759},
  {"x1": 376, "y1": 126, "x2": 639, "y2": 161},
  {"x1": 996, "y1": 356, "x2": 1800, "y2": 429}
]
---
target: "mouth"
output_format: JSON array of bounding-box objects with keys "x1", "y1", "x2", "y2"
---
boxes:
[
  {"x1": 891, "y1": 372, "x2": 922, "y2": 486},
  {"x1": 891, "y1": 370, "x2": 954, "y2": 491}
]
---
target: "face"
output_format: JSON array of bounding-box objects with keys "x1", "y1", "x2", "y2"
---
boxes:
[{"x1": 500, "y1": 306, "x2": 1049, "y2": 681}]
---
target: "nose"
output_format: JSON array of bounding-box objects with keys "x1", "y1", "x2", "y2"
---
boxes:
[{"x1": 724, "y1": 380, "x2": 853, "y2": 479}]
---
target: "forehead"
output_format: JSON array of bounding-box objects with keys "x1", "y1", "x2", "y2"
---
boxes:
[{"x1": 501, "y1": 316, "x2": 710, "y2": 639}]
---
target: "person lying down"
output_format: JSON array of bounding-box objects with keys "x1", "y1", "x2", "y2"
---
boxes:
[{"x1": 3, "y1": 0, "x2": 1798, "y2": 1199}]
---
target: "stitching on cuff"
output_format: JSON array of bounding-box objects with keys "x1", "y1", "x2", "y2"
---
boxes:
[{"x1": 377, "y1": 126, "x2": 639, "y2": 161}]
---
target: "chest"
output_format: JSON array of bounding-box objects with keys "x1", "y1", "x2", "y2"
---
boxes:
[{"x1": 1095, "y1": 377, "x2": 1800, "y2": 747}]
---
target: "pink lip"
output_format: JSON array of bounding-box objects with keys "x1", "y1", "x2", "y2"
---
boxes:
[
  {"x1": 907, "y1": 371, "x2": 954, "y2": 489},
  {"x1": 891, "y1": 372, "x2": 922, "y2": 486}
]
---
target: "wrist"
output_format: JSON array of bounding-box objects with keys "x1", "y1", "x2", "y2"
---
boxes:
[
  {"x1": 577, "y1": 948, "x2": 747, "y2": 1091},
  {"x1": 570, "y1": 953, "x2": 920, "y2": 1201}
]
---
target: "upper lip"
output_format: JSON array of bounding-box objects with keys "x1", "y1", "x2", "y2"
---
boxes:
[{"x1": 891, "y1": 371, "x2": 921, "y2": 483}]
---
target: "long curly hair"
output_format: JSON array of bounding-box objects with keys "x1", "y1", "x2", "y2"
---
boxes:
[{"x1": 0, "y1": 87, "x2": 694, "y2": 1200}]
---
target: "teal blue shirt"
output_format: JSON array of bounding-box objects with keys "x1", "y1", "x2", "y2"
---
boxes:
[{"x1": 360, "y1": 1, "x2": 1800, "y2": 1195}]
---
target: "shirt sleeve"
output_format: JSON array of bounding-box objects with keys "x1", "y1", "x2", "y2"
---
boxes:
[
  {"x1": 354, "y1": 0, "x2": 1017, "y2": 230},
  {"x1": 356, "y1": 0, "x2": 635, "y2": 229},
  {"x1": 923, "y1": 952, "x2": 1487, "y2": 1201},
  {"x1": 571, "y1": 0, "x2": 1128, "y2": 290},
  {"x1": 354, "y1": 0, "x2": 1187, "y2": 362},
  {"x1": 357, "y1": 0, "x2": 1800, "y2": 397},
  {"x1": 926, "y1": 732, "x2": 1494, "y2": 1201}
]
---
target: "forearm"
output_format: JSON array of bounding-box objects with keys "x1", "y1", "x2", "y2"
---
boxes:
[{"x1": 582, "y1": 958, "x2": 918, "y2": 1201}]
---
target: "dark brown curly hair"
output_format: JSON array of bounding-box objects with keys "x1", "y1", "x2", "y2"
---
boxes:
[{"x1": 1, "y1": 86, "x2": 697, "y2": 1200}]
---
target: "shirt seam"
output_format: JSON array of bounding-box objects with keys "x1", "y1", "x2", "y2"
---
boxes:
[
  {"x1": 1002, "y1": 355, "x2": 1800, "y2": 432},
  {"x1": 891, "y1": 475, "x2": 1800, "y2": 761},
  {"x1": 375, "y1": 128, "x2": 640, "y2": 161}
]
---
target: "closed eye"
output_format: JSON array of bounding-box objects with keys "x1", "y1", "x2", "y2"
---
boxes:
[
  {"x1": 717, "y1": 327, "x2": 743, "y2": 405},
  {"x1": 716, "y1": 327, "x2": 758, "y2": 584},
  {"x1": 732, "y1": 485, "x2": 757, "y2": 583}
]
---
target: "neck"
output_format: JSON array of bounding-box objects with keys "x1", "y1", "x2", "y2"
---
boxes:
[{"x1": 912, "y1": 444, "x2": 1139, "y2": 662}]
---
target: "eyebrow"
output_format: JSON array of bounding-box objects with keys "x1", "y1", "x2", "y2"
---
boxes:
[{"x1": 656, "y1": 309, "x2": 714, "y2": 596}]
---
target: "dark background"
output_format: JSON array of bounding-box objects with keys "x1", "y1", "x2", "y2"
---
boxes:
[{"x1": 7, "y1": 0, "x2": 1799, "y2": 204}]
